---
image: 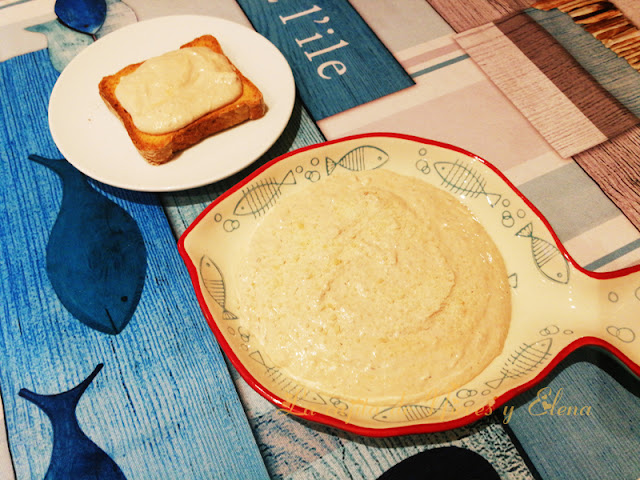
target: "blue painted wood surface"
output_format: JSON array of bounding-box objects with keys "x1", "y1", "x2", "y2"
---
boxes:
[
  {"x1": 235, "y1": 0, "x2": 414, "y2": 120},
  {"x1": 0, "y1": 50, "x2": 269, "y2": 479},
  {"x1": 506, "y1": 347, "x2": 640, "y2": 480}
]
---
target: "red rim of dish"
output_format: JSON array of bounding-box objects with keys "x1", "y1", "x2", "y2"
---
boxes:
[{"x1": 177, "y1": 132, "x2": 640, "y2": 437}]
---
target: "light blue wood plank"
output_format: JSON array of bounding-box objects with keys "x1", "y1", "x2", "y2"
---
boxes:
[
  {"x1": 506, "y1": 347, "x2": 640, "y2": 480},
  {"x1": 0, "y1": 50, "x2": 269, "y2": 480},
  {"x1": 247, "y1": 409, "x2": 534, "y2": 480}
]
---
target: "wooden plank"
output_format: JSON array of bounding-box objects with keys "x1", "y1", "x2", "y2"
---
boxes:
[
  {"x1": 495, "y1": 13, "x2": 638, "y2": 141},
  {"x1": 527, "y1": 7, "x2": 640, "y2": 117},
  {"x1": 574, "y1": 126, "x2": 640, "y2": 230},
  {"x1": 0, "y1": 50, "x2": 269, "y2": 480},
  {"x1": 427, "y1": 0, "x2": 536, "y2": 32}
]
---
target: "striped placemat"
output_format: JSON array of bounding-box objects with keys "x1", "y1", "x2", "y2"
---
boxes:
[
  {"x1": 453, "y1": 12, "x2": 639, "y2": 158},
  {"x1": 438, "y1": 1, "x2": 640, "y2": 232},
  {"x1": 427, "y1": 0, "x2": 534, "y2": 33}
]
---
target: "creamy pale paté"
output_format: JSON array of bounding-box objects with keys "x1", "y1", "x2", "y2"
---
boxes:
[
  {"x1": 237, "y1": 170, "x2": 511, "y2": 404},
  {"x1": 115, "y1": 46, "x2": 242, "y2": 134}
]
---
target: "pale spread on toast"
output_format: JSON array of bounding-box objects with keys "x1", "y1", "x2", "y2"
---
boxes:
[{"x1": 115, "y1": 46, "x2": 242, "y2": 134}]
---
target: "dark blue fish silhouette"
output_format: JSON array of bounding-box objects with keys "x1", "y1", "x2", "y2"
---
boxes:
[
  {"x1": 30, "y1": 155, "x2": 146, "y2": 335},
  {"x1": 19, "y1": 364, "x2": 127, "y2": 480},
  {"x1": 55, "y1": 0, "x2": 107, "y2": 34},
  {"x1": 378, "y1": 446, "x2": 500, "y2": 480}
]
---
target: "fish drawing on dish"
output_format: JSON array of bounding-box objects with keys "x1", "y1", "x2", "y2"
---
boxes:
[
  {"x1": 233, "y1": 170, "x2": 296, "y2": 218},
  {"x1": 516, "y1": 223, "x2": 570, "y2": 284},
  {"x1": 433, "y1": 160, "x2": 502, "y2": 207},
  {"x1": 325, "y1": 145, "x2": 390, "y2": 175},
  {"x1": 199, "y1": 255, "x2": 237, "y2": 320}
]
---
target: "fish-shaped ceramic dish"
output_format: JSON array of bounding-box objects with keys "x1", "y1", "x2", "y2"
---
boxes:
[{"x1": 178, "y1": 133, "x2": 640, "y2": 436}]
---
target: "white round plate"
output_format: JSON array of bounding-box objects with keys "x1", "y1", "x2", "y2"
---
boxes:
[{"x1": 48, "y1": 15, "x2": 295, "y2": 192}]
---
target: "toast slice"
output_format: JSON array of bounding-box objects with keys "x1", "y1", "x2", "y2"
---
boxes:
[{"x1": 98, "y1": 35, "x2": 266, "y2": 165}]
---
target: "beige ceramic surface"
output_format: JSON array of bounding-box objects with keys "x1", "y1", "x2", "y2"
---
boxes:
[{"x1": 179, "y1": 133, "x2": 640, "y2": 434}]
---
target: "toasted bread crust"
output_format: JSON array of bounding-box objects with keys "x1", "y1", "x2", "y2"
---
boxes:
[{"x1": 98, "y1": 35, "x2": 266, "y2": 165}]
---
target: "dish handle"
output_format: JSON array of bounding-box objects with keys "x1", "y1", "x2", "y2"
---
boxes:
[{"x1": 594, "y1": 268, "x2": 640, "y2": 374}]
